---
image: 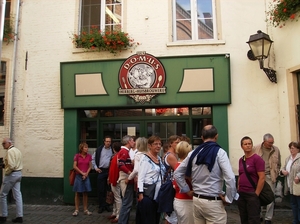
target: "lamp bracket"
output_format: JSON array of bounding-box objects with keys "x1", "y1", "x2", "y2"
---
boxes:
[
  {"x1": 262, "y1": 68, "x2": 277, "y2": 83},
  {"x1": 247, "y1": 50, "x2": 256, "y2": 61}
]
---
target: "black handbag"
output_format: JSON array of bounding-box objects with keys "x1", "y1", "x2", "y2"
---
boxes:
[
  {"x1": 143, "y1": 183, "x2": 156, "y2": 200},
  {"x1": 242, "y1": 156, "x2": 275, "y2": 206}
]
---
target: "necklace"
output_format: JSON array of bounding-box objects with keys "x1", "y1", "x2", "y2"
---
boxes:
[{"x1": 148, "y1": 151, "x2": 158, "y2": 163}]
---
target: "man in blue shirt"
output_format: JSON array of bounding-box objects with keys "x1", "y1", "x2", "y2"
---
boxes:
[
  {"x1": 174, "y1": 125, "x2": 238, "y2": 224},
  {"x1": 92, "y1": 136, "x2": 113, "y2": 213}
]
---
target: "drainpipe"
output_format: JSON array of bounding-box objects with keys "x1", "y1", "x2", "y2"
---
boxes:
[
  {"x1": 9, "y1": 0, "x2": 20, "y2": 139},
  {"x1": 0, "y1": 0, "x2": 6, "y2": 66}
]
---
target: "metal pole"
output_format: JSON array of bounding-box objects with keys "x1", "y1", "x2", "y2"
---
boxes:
[{"x1": 0, "y1": 0, "x2": 6, "y2": 70}]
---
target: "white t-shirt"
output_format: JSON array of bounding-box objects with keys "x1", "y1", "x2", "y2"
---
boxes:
[{"x1": 129, "y1": 148, "x2": 138, "y2": 161}]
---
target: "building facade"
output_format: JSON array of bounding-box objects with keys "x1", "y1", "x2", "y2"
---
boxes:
[{"x1": 0, "y1": 0, "x2": 299, "y2": 204}]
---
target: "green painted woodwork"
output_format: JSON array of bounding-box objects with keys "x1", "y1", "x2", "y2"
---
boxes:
[
  {"x1": 63, "y1": 109, "x2": 79, "y2": 204},
  {"x1": 60, "y1": 54, "x2": 232, "y2": 204},
  {"x1": 212, "y1": 105, "x2": 229, "y2": 154},
  {"x1": 60, "y1": 54, "x2": 231, "y2": 108},
  {"x1": 62, "y1": 106, "x2": 228, "y2": 203}
]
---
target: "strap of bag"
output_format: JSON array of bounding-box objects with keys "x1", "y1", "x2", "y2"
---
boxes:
[
  {"x1": 73, "y1": 153, "x2": 79, "y2": 171},
  {"x1": 144, "y1": 154, "x2": 160, "y2": 184},
  {"x1": 242, "y1": 156, "x2": 257, "y2": 190}
]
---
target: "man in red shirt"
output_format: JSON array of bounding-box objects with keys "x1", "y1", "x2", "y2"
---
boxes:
[{"x1": 117, "y1": 135, "x2": 135, "y2": 224}]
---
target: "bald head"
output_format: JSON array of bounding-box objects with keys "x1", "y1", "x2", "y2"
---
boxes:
[{"x1": 202, "y1": 125, "x2": 218, "y2": 141}]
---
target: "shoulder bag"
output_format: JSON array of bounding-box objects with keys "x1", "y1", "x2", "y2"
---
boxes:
[
  {"x1": 293, "y1": 181, "x2": 300, "y2": 196},
  {"x1": 69, "y1": 154, "x2": 78, "y2": 186},
  {"x1": 156, "y1": 164, "x2": 175, "y2": 216},
  {"x1": 106, "y1": 184, "x2": 115, "y2": 204},
  {"x1": 69, "y1": 169, "x2": 76, "y2": 186},
  {"x1": 242, "y1": 156, "x2": 274, "y2": 206}
]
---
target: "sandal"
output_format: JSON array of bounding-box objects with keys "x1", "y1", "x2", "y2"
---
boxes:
[
  {"x1": 84, "y1": 210, "x2": 92, "y2": 215},
  {"x1": 111, "y1": 218, "x2": 118, "y2": 223},
  {"x1": 72, "y1": 210, "x2": 79, "y2": 216}
]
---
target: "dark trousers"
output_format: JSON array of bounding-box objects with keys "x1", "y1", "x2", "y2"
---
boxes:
[
  {"x1": 290, "y1": 194, "x2": 300, "y2": 224},
  {"x1": 136, "y1": 196, "x2": 160, "y2": 224},
  {"x1": 238, "y1": 191, "x2": 261, "y2": 224},
  {"x1": 97, "y1": 169, "x2": 109, "y2": 208}
]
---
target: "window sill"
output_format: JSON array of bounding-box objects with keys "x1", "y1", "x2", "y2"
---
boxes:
[
  {"x1": 72, "y1": 48, "x2": 94, "y2": 54},
  {"x1": 166, "y1": 39, "x2": 226, "y2": 47}
]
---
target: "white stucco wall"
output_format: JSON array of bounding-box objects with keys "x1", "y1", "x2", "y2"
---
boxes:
[{"x1": 1, "y1": 0, "x2": 299, "y2": 177}]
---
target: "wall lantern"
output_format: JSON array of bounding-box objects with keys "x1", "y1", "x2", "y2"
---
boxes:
[{"x1": 246, "y1": 30, "x2": 277, "y2": 83}]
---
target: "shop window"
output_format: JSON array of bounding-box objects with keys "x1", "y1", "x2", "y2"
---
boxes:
[
  {"x1": 80, "y1": 121, "x2": 98, "y2": 154},
  {"x1": 80, "y1": 0, "x2": 122, "y2": 33},
  {"x1": 0, "y1": 62, "x2": 6, "y2": 125},
  {"x1": 192, "y1": 107, "x2": 211, "y2": 115},
  {"x1": 192, "y1": 118, "x2": 212, "y2": 148},
  {"x1": 173, "y1": 0, "x2": 216, "y2": 41},
  {"x1": 145, "y1": 107, "x2": 189, "y2": 116}
]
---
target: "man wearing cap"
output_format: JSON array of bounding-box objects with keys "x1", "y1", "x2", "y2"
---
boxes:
[{"x1": 0, "y1": 138, "x2": 23, "y2": 223}]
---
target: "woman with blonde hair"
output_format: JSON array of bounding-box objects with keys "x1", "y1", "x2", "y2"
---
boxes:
[
  {"x1": 173, "y1": 141, "x2": 193, "y2": 224},
  {"x1": 72, "y1": 142, "x2": 92, "y2": 216},
  {"x1": 127, "y1": 137, "x2": 148, "y2": 185}
]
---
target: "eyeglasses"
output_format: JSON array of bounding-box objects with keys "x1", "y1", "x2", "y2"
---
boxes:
[{"x1": 152, "y1": 143, "x2": 162, "y2": 146}]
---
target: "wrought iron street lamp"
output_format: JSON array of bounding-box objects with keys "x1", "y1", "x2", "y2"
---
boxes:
[{"x1": 247, "y1": 30, "x2": 277, "y2": 83}]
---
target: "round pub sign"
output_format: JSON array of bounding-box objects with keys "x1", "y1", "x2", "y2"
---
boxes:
[{"x1": 118, "y1": 52, "x2": 166, "y2": 103}]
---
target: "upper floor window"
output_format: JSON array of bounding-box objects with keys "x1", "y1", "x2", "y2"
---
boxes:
[
  {"x1": 5, "y1": 0, "x2": 11, "y2": 19},
  {"x1": 80, "y1": 0, "x2": 122, "y2": 33},
  {"x1": 173, "y1": 0, "x2": 216, "y2": 41}
]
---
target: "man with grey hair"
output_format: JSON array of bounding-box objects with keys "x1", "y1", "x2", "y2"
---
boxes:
[
  {"x1": 254, "y1": 133, "x2": 281, "y2": 224},
  {"x1": 117, "y1": 135, "x2": 135, "y2": 224},
  {"x1": 0, "y1": 138, "x2": 23, "y2": 223},
  {"x1": 174, "y1": 125, "x2": 238, "y2": 223}
]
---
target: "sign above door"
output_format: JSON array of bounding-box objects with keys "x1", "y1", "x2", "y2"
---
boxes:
[{"x1": 118, "y1": 52, "x2": 166, "y2": 104}]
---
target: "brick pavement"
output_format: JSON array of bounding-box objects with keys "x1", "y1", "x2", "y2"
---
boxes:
[{"x1": 3, "y1": 201, "x2": 294, "y2": 224}]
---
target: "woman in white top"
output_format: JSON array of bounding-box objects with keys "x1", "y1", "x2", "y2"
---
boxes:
[
  {"x1": 136, "y1": 136, "x2": 166, "y2": 224},
  {"x1": 281, "y1": 141, "x2": 300, "y2": 224}
]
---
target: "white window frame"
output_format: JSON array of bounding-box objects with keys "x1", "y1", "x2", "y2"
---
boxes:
[
  {"x1": 79, "y1": 0, "x2": 123, "y2": 33},
  {"x1": 172, "y1": 0, "x2": 217, "y2": 42}
]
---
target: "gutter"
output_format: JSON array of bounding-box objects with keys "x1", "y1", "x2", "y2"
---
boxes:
[{"x1": 9, "y1": 0, "x2": 20, "y2": 139}]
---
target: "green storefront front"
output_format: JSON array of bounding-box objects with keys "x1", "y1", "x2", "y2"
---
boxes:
[{"x1": 60, "y1": 53, "x2": 231, "y2": 204}]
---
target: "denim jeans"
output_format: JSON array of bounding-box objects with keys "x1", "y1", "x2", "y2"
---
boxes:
[
  {"x1": 0, "y1": 171, "x2": 23, "y2": 217},
  {"x1": 290, "y1": 194, "x2": 300, "y2": 224},
  {"x1": 118, "y1": 183, "x2": 134, "y2": 224}
]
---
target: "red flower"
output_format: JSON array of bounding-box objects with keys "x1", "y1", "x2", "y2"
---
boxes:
[{"x1": 290, "y1": 13, "x2": 296, "y2": 19}]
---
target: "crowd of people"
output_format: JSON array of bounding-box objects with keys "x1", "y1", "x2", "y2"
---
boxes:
[{"x1": 70, "y1": 125, "x2": 300, "y2": 224}]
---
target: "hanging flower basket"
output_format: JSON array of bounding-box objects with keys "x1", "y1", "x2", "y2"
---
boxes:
[
  {"x1": 71, "y1": 25, "x2": 139, "y2": 54},
  {"x1": 3, "y1": 19, "x2": 16, "y2": 44},
  {"x1": 266, "y1": 0, "x2": 300, "y2": 27}
]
